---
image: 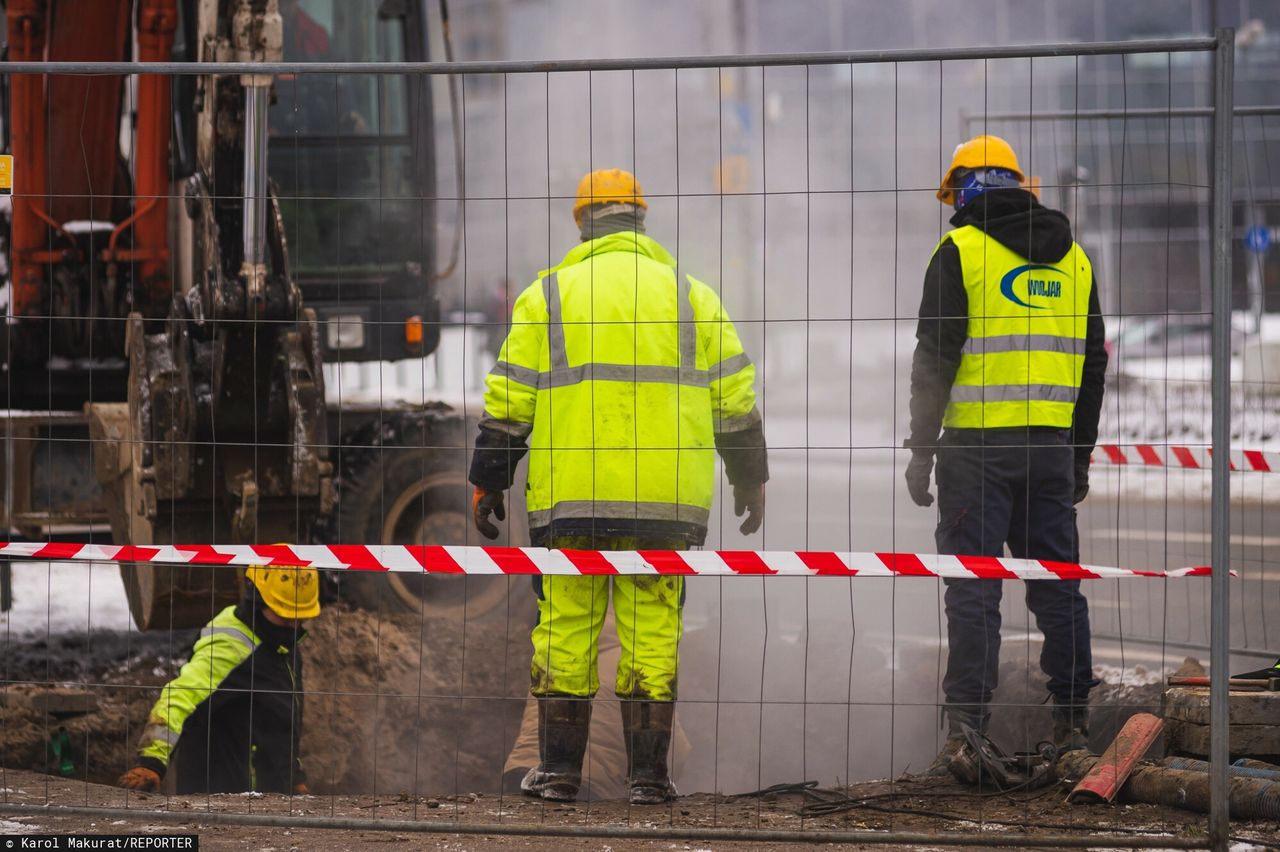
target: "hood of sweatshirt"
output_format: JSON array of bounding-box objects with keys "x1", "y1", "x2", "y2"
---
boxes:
[{"x1": 950, "y1": 188, "x2": 1075, "y2": 264}]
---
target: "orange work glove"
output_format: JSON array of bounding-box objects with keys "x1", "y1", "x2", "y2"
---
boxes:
[
  {"x1": 118, "y1": 766, "x2": 162, "y2": 792},
  {"x1": 293, "y1": 782, "x2": 311, "y2": 795},
  {"x1": 472, "y1": 487, "x2": 505, "y2": 540}
]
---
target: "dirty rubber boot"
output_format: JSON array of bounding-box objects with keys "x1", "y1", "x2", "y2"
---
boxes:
[
  {"x1": 925, "y1": 735, "x2": 968, "y2": 778},
  {"x1": 925, "y1": 706, "x2": 986, "y2": 778},
  {"x1": 622, "y1": 701, "x2": 677, "y2": 805},
  {"x1": 521, "y1": 696, "x2": 592, "y2": 802},
  {"x1": 1051, "y1": 703, "x2": 1089, "y2": 753}
]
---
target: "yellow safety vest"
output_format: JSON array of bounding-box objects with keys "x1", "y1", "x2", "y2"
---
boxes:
[
  {"x1": 942, "y1": 225, "x2": 1093, "y2": 430},
  {"x1": 483, "y1": 231, "x2": 758, "y2": 533}
]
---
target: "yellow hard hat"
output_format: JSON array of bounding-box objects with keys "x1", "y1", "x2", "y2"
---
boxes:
[
  {"x1": 246, "y1": 559, "x2": 320, "y2": 620},
  {"x1": 573, "y1": 168, "x2": 647, "y2": 225},
  {"x1": 937, "y1": 135, "x2": 1025, "y2": 206}
]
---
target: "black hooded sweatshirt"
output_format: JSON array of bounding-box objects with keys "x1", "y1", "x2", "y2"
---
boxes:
[
  {"x1": 907, "y1": 189, "x2": 1107, "y2": 467},
  {"x1": 143, "y1": 593, "x2": 308, "y2": 795}
]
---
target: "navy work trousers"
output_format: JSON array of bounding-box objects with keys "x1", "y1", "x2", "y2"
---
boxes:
[{"x1": 934, "y1": 428, "x2": 1098, "y2": 714}]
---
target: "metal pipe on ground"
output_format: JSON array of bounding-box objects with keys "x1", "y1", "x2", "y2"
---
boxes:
[
  {"x1": 1161, "y1": 758, "x2": 1280, "y2": 783},
  {"x1": 1235, "y1": 759, "x2": 1280, "y2": 773},
  {"x1": 1059, "y1": 752, "x2": 1280, "y2": 820},
  {"x1": 1068, "y1": 713, "x2": 1164, "y2": 803}
]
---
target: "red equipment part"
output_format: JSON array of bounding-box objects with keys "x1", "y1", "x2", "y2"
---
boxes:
[
  {"x1": 129, "y1": 0, "x2": 178, "y2": 314},
  {"x1": 46, "y1": 0, "x2": 131, "y2": 227},
  {"x1": 6, "y1": 0, "x2": 50, "y2": 328},
  {"x1": 1067, "y1": 712, "x2": 1163, "y2": 803}
]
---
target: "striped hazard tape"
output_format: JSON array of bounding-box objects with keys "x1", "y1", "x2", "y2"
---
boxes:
[
  {"x1": 0, "y1": 541, "x2": 1222, "y2": 580},
  {"x1": 1091, "y1": 443, "x2": 1278, "y2": 473}
]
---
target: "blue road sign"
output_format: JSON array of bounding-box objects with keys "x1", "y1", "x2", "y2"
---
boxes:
[{"x1": 1244, "y1": 225, "x2": 1272, "y2": 253}]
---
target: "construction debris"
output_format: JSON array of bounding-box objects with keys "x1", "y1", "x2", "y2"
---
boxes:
[
  {"x1": 1163, "y1": 685, "x2": 1280, "y2": 759},
  {"x1": 1067, "y1": 712, "x2": 1163, "y2": 803}
]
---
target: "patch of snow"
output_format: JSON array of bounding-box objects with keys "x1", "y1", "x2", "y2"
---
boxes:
[
  {"x1": 1094, "y1": 663, "x2": 1166, "y2": 687},
  {"x1": 0, "y1": 819, "x2": 39, "y2": 831},
  {"x1": 0, "y1": 560, "x2": 133, "y2": 636},
  {"x1": 1099, "y1": 379, "x2": 1280, "y2": 453}
]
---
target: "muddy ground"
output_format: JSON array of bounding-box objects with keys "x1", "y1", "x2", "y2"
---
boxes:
[
  {"x1": 3, "y1": 592, "x2": 1278, "y2": 849},
  {"x1": 1, "y1": 766, "x2": 1277, "y2": 851},
  {"x1": 1, "y1": 584, "x2": 536, "y2": 795}
]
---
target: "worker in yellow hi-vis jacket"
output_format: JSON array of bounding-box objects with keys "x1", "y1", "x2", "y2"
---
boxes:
[
  {"x1": 469, "y1": 168, "x2": 768, "y2": 805},
  {"x1": 117, "y1": 563, "x2": 319, "y2": 795}
]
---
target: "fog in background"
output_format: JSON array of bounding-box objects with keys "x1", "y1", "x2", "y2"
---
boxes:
[{"x1": 359, "y1": 0, "x2": 1279, "y2": 789}]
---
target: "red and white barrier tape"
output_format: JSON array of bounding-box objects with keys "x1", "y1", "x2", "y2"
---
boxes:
[
  {"x1": 1092, "y1": 443, "x2": 1279, "y2": 473},
  {"x1": 0, "y1": 542, "x2": 1221, "y2": 580}
]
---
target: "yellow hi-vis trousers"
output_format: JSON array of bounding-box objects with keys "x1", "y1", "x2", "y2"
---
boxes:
[{"x1": 531, "y1": 536, "x2": 685, "y2": 702}]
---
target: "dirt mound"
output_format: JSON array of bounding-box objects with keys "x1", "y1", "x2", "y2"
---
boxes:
[
  {"x1": 1, "y1": 585, "x2": 537, "y2": 797},
  {"x1": 0, "y1": 631, "x2": 187, "y2": 786},
  {"x1": 300, "y1": 592, "x2": 535, "y2": 796},
  {"x1": 988, "y1": 646, "x2": 1195, "y2": 753}
]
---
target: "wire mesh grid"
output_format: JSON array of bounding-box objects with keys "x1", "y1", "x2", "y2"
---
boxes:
[{"x1": 0, "y1": 15, "x2": 1271, "y2": 849}]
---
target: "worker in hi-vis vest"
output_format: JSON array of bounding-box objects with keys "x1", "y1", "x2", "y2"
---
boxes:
[
  {"x1": 904, "y1": 136, "x2": 1107, "y2": 776},
  {"x1": 118, "y1": 563, "x2": 318, "y2": 795},
  {"x1": 469, "y1": 168, "x2": 768, "y2": 804}
]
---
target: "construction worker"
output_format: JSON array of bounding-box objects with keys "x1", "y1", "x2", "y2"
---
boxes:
[
  {"x1": 904, "y1": 136, "x2": 1107, "y2": 775},
  {"x1": 469, "y1": 168, "x2": 768, "y2": 804},
  {"x1": 117, "y1": 562, "x2": 320, "y2": 795}
]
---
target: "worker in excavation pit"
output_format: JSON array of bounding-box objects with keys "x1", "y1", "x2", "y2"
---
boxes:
[
  {"x1": 904, "y1": 135, "x2": 1108, "y2": 776},
  {"x1": 117, "y1": 563, "x2": 319, "y2": 795},
  {"x1": 469, "y1": 168, "x2": 768, "y2": 805}
]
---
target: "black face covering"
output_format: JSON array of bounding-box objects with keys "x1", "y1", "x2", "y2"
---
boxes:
[
  {"x1": 580, "y1": 204, "x2": 646, "y2": 241},
  {"x1": 235, "y1": 584, "x2": 306, "y2": 649}
]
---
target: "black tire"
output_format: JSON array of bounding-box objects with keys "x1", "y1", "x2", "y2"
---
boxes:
[{"x1": 324, "y1": 407, "x2": 512, "y2": 620}]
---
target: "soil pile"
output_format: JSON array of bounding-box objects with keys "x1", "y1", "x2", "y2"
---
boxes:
[
  {"x1": 0, "y1": 630, "x2": 194, "y2": 785},
  {"x1": 299, "y1": 590, "x2": 535, "y2": 795},
  {"x1": 2, "y1": 583, "x2": 537, "y2": 797}
]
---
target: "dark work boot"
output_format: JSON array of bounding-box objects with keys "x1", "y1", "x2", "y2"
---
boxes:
[
  {"x1": 1051, "y1": 703, "x2": 1089, "y2": 753},
  {"x1": 925, "y1": 706, "x2": 986, "y2": 778},
  {"x1": 521, "y1": 696, "x2": 592, "y2": 801},
  {"x1": 621, "y1": 701, "x2": 678, "y2": 805}
]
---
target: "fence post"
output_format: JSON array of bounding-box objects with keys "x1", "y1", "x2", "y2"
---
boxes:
[{"x1": 1208, "y1": 25, "x2": 1235, "y2": 852}]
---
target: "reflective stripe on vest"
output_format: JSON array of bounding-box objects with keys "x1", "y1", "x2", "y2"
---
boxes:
[
  {"x1": 200, "y1": 624, "x2": 257, "y2": 653},
  {"x1": 529, "y1": 270, "x2": 715, "y2": 389},
  {"x1": 942, "y1": 225, "x2": 1093, "y2": 429},
  {"x1": 512, "y1": 247, "x2": 755, "y2": 526},
  {"x1": 527, "y1": 500, "x2": 711, "y2": 530},
  {"x1": 142, "y1": 724, "x2": 180, "y2": 746}
]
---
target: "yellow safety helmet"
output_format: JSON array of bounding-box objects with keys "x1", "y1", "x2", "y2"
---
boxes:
[
  {"x1": 572, "y1": 168, "x2": 647, "y2": 225},
  {"x1": 937, "y1": 135, "x2": 1025, "y2": 206},
  {"x1": 246, "y1": 558, "x2": 321, "y2": 620}
]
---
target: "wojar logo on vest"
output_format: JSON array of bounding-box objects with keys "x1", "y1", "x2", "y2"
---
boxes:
[{"x1": 1000, "y1": 264, "x2": 1064, "y2": 309}]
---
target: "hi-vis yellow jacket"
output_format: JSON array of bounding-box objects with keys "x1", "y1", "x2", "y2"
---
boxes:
[
  {"x1": 477, "y1": 231, "x2": 762, "y2": 544},
  {"x1": 135, "y1": 604, "x2": 306, "y2": 794},
  {"x1": 942, "y1": 225, "x2": 1093, "y2": 429}
]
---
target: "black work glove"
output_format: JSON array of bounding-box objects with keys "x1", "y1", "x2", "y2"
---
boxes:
[
  {"x1": 733, "y1": 482, "x2": 765, "y2": 535},
  {"x1": 1073, "y1": 460, "x2": 1090, "y2": 504},
  {"x1": 905, "y1": 451, "x2": 934, "y2": 508},
  {"x1": 472, "y1": 487, "x2": 505, "y2": 540}
]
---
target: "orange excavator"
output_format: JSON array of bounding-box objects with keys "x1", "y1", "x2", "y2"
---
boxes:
[{"x1": 1, "y1": 0, "x2": 494, "y2": 629}]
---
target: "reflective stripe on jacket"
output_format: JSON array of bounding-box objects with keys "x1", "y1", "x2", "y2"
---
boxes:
[
  {"x1": 139, "y1": 606, "x2": 259, "y2": 767},
  {"x1": 942, "y1": 225, "x2": 1093, "y2": 429},
  {"x1": 138, "y1": 603, "x2": 307, "y2": 795},
  {"x1": 482, "y1": 231, "x2": 758, "y2": 537}
]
